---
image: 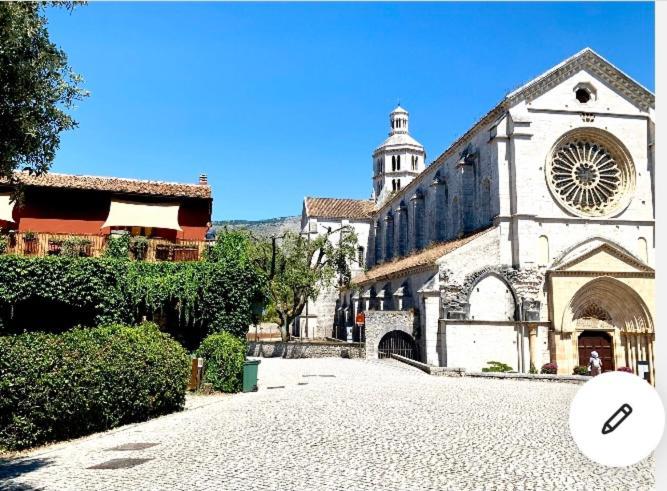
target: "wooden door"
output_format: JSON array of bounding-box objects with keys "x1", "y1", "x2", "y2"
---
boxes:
[{"x1": 578, "y1": 331, "x2": 614, "y2": 372}]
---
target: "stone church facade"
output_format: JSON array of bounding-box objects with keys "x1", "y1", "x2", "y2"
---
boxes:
[{"x1": 301, "y1": 48, "x2": 655, "y2": 379}]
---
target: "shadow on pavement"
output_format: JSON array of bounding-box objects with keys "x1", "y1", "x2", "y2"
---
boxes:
[{"x1": 0, "y1": 457, "x2": 53, "y2": 490}]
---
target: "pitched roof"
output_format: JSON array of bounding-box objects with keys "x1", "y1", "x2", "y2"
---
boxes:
[
  {"x1": 374, "y1": 48, "x2": 654, "y2": 216},
  {"x1": 304, "y1": 197, "x2": 374, "y2": 220},
  {"x1": 4, "y1": 172, "x2": 211, "y2": 199},
  {"x1": 352, "y1": 227, "x2": 494, "y2": 286}
]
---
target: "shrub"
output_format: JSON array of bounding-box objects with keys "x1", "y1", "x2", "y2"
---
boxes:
[
  {"x1": 129, "y1": 236, "x2": 149, "y2": 260},
  {"x1": 0, "y1": 255, "x2": 266, "y2": 348},
  {"x1": 481, "y1": 360, "x2": 513, "y2": 373},
  {"x1": 0, "y1": 235, "x2": 7, "y2": 254},
  {"x1": 105, "y1": 234, "x2": 130, "y2": 259},
  {"x1": 541, "y1": 362, "x2": 558, "y2": 374},
  {"x1": 196, "y1": 331, "x2": 246, "y2": 393},
  {"x1": 529, "y1": 362, "x2": 538, "y2": 374},
  {"x1": 0, "y1": 323, "x2": 189, "y2": 451},
  {"x1": 573, "y1": 365, "x2": 589, "y2": 376},
  {"x1": 617, "y1": 366, "x2": 634, "y2": 373}
]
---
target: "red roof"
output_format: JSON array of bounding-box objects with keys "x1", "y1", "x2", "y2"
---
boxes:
[
  {"x1": 304, "y1": 197, "x2": 374, "y2": 220},
  {"x1": 3, "y1": 172, "x2": 211, "y2": 199}
]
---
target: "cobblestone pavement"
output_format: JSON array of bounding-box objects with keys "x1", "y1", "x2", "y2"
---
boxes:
[{"x1": 0, "y1": 358, "x2": 654, "y2": 490}]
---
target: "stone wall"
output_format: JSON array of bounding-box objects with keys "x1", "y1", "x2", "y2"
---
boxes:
[
  {"x1": 439, "y1": 321, "x2": 549, "y2": 373},
  {"x1": 364, "y1": 310, "x2": 417, "y2": 360},
  {"x1": 247, "y1": 341, "x2": 365, "y2": 359}
]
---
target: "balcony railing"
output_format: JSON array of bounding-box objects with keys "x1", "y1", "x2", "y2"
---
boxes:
[{"x1": 4, "y1": 232, "x2": 207, "y2": 262}]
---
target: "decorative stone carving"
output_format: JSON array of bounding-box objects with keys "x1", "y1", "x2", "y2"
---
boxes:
[{"x1": 546, "y1": 129, "x2": 635, "y2": 217}]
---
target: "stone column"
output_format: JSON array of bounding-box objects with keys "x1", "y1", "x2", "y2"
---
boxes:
[
  {"x1": 423, "y1": 294, "x2": 441, "y2": 366},
  {"x1": 528, "y1": 324, "x2": 538, "y2": 371}
]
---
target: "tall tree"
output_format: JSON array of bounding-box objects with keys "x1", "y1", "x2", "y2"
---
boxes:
[
  {"x1": 0, "y1": 2, "x2": 87, "y2": 181},
  {"x1": 254, "y1": 228, "x2": 358, "y2": 342}
]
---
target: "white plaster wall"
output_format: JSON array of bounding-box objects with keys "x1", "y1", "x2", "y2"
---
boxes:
[
  {"x1": 443, "y1": 323, "x2": 527, "y2": 372},
  {"x1": 468, "y1": 275, "x2": 516, "y2": 321}
]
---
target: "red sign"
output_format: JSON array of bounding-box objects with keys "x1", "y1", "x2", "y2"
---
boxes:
[{"x1": 355, "y1": 312, "x2": 365, "y2": 326}]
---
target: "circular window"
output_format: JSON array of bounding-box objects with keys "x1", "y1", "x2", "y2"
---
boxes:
[{"x1": 546, "y1": 129, "x2": 635, "y2": 217}]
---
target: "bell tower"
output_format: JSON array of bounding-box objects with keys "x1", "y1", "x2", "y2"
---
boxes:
[{"x1": 372, "y1": 105, "x2": 425, "y2": 205}]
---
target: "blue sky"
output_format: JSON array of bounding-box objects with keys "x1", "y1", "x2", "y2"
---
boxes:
[{"x1": 46, "y1": 2, "x2": 654, "y2": 220}]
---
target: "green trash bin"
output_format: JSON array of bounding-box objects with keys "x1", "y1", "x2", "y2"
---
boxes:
[{"x1": 242, "y1": 358, "x2": 261, "y2": 392}]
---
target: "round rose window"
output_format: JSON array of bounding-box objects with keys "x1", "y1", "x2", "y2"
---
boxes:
[{"x1": 546, "y1": 130, "x2": 635, "y2": 217}]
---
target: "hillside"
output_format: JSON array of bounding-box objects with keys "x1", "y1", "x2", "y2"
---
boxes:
[{"x1": 213, "y1": 216, "x2": 301, "y2": 237}]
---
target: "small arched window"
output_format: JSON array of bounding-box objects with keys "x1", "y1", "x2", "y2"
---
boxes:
[
  {"x1": 397, "y1": 179, "x2": 401, "y2": 190},
  {"x1": 397, "y1": 155, "x2": 401, "y2": 171},
  {"x1": 538, "y1": 235, "x2": 550, "y2": 266},
  {"x1": 357, "y1": 246, "x2": 365, "y2": 267},
  {"x1": 392, "y1": 156, "x2": 396, "y2": 171}
]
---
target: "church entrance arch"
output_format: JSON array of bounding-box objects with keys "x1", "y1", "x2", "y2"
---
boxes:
[
  {"x1": 561, "y1": 276, "x2": 654, "y2": 381},
  {"x1": 577, "y1": 331, "x2": 613, "y2": 372},
  {"x1": 378, "y1": 330, "x2": 418, "y2": 360}
]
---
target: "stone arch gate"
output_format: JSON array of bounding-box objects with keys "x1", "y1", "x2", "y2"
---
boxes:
[{"x1": 363, "y1": 310, "x2": 419, "y2": 361}]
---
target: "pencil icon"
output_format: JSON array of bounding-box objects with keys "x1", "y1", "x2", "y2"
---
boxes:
[{"x1": 602, "y1": 403, "x2": 633, "y2": 435}]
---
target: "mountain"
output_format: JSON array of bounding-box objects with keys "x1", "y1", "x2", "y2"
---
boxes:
[{"x1": 213, "y1": 216, "x2": 301, "y2": 237}]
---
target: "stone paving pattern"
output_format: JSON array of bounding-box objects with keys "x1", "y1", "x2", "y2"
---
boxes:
[{"x1": 0, "y1": 359, "x2": 654, "y2": 490}]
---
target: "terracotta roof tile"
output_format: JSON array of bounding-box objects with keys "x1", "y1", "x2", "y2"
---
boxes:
[
  {"x1": 351, "y1": 227, "x2": 495, "y2": 285},
  {"x1": 5, "y1": 172, "x2": 211, "y2": 199},
  {"x1": 304, "y1": 197, "x2": 374, "y2": 220}
]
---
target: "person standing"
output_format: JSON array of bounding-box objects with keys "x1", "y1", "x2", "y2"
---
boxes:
[
  {"x1": 589, "y1": 350, "x2": 603, "y2": 376},
  {"x1": 205, "y1": 221, "x2": 216, "y2": 242}
]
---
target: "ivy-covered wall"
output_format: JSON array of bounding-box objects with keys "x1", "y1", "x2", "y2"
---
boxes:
[{"x1": 0, "y1": 255, "x2": 265, "y2": 349}]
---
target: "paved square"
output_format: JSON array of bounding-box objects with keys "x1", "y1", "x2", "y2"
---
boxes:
[{"x1": 0, "y1": 358, "x2": 654, "y2": 490}]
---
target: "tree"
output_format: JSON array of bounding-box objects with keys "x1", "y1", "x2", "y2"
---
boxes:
[
  {"x1": 253, "y1": 227, "x2": 358, "y2": 342},
  {"x1": 0, "y1": 2, "x2": 88, "y2": 181}
]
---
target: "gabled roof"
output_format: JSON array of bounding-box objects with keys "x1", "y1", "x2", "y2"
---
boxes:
[
  {"x1": 374, "y1": 47, "x2": 654, "y2": 216},
  {"x1": 552, "y1": 242, "x2": 653, "y2": 274},
  {"x1": 351, "y1": 226, "x2": 493, "y2": 285},
  {"x1": 506, "y1": 47, "x2": 654, "y2": 110},
  {"x1": 4, "y1": 171, "x2": 211, "y2": 199},
  {"x1": 304, "y1": 197, "x2": 374, "y2": 220}
]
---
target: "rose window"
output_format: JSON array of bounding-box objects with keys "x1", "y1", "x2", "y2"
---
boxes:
[{"x1": 546, "y1": 131, "x2": 635, "y2": 217}]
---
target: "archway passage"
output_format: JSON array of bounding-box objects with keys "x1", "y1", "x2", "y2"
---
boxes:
[
  {"x1": 378, "y1": 330, "x2": 417, "y2": 360},
  {"x1": 578, "y1": 331, "x2": 614, "y2": 372}
]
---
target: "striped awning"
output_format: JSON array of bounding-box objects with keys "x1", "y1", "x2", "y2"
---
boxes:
[{"x1": 102, "y1": 199, "x2": 181, "y2": 231}]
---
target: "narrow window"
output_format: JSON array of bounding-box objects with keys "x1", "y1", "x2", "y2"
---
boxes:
[
  {"x1": 397, "y1": 155, "x2": 401, "y2": 170},
  {"x1": 357, "y1": 246, "x2": 365, "y2": 267},
  {"x1": 392, "y1": 156, "x2": 396, "y2": 171}
]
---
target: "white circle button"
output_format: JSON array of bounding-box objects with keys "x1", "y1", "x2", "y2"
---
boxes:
[{"x1": 569, "y1": 371, "x2": 665, "y2": 467}]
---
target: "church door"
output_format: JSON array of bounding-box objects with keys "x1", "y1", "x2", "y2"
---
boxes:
[{"x1": 578, "y1": 331, "x2": 614, "y2": 372}]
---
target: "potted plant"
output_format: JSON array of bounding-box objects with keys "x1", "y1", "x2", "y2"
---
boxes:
[
  {"x1": 130, "y1": 236, "x2": 149, "y2": 260},
  {"x1": 23, "y1": 230, "x2": 38, "y2": 254},
  {"x1": 540, "y1": 362, "x2": 558, "y2": 374}
]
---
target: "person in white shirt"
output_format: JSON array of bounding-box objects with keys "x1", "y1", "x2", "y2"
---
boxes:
[{"x1": 589, "y1": 350, "x2": 603, "y2": 376}]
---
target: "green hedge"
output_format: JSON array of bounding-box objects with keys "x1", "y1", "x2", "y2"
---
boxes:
[
  {"x1": 197, "y1": 331, "x2": 246, "y2": 393},
  {"x1": 0, "y1": 323, "x2": 190, "y2": 451},
  {"x1": 0, "y1": 254, "x2": 266, "y2": 347}
]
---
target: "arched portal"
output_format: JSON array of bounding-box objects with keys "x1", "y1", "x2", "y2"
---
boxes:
[
  {"x1": 378, "y1": 330, "x2": 418, "y2": 360},
  {"x1": 561, "y1": 276, "x2": 654, "y2": 381}
]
